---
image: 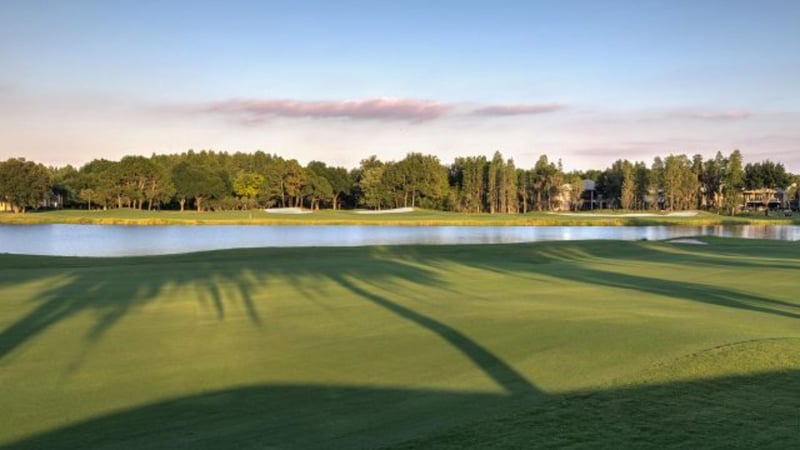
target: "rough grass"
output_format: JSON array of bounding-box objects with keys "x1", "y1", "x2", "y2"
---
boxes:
[
  {"x1": 0, "y1": 208, "x2": 795, "y2": 226},
  {"x1": 0, "y1": 238, "x2": 799, "y2": 448}
]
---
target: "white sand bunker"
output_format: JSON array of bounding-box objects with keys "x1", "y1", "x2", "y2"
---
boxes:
[
  {"x1": 668, "y1": 238, "x2": 708, "y2": 245},
  {"x1": 355, "y1": 207, "x2": 415, "y2": 214},
  {"x1": 264, "y1": 207, "x2": 312, "y2": 214},
  {"x1": 665, "y1": 211, "x2": 700, "y2": 217}
]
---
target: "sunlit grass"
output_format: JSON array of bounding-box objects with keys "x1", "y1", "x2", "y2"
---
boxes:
[
  {"x1": 1, "y1": 238, "x2": 799, "y2": 448},
  {"x1": 0, "y1": 208, "x2": 795, "y2": 226}
]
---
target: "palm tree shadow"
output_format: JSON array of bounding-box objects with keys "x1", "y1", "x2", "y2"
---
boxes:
[
  {"x1": 585, "y1": 238, "x2": 800, "y2": 272},
  {"x1": 0, "y1": 247, "x2": 539, "y2": 397},
  {"x1": 389, "y1": 241, "x2": 800, "y2": 322},
  {"x1": 331, "y1": 274, "x2": 536, "y2": 396},
  {"x1": 525, "y1": 245, "x2": 800, "y2": 320},
  {"x1": 2, "y1": 242, "x2": 800, "y2": 448}
]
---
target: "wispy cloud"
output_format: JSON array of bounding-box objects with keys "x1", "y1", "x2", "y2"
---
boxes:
[
  {"x1": 572, "y1": 138, "x2": 713, "y2": 159},
  {"x1": 198, "y1": 98, "x2": 452, "y2": 123},
  {"x1": 691, "y1": 110, "x2": 751, "y2": 120},
  {"x1": 187, "y1": 98, "x2": 568, "y2": 124},
  {"x1": 470, "y1": 103, "x2": 564, "y2": 117},
  {"x1": 670, "y1": 109, "x2": 752, "y2": 121}
]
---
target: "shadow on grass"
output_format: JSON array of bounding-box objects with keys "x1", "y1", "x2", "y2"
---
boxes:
[
  {"x1": 0, "y1": 246, "x2": 539, "y2": 396},
  {"x1": 2, "y1": 240, "x2": 800, "y2": 447},
  {"x1": 4, "y1": 369, "x2": 800, "y2": 449},
  {"x1": 0, "y1": 255, "x2": 271, "y2": 361},
  {"x1": 1, "y1": 240, "x2": 798, "y2": 368},
  {"x1": 522, "y1": 246, "x2": 800, "y2": 320},
  {"x1": 582, "y1": 237, "x2": 800, "y2": 271},
  {"x1": 369, "y1": 241, "x2": 800, "y2": 321}
]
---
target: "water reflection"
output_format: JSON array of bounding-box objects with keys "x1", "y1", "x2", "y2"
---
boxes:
[{"x1": 0, "y1": 224, "x2": 798, "y2": 257}]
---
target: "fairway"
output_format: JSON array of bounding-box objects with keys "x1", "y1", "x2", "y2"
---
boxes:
[{"x1": 1, "y1": 238, "x2": 799, "y2": 448}]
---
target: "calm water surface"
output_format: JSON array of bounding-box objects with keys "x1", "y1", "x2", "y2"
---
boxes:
[{"x1": 0, "y1": 224, "x2": 798, "y2": 257}]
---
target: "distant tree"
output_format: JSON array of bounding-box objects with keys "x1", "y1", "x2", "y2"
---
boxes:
[
  {"x1": 303, "y1": 172, "x2": 334, "y2": 210},
  {"x1": 378, "y1": 161, "x2": 403, "y2": 208},
  {"x1": 0, "y1": 158, "x2": 51, "y2": 213},
  {"x1": 650, "y1": 157, "x2": 665, "y2": 210},
  {"x1": 282, "y1": 160, "x2": 306, "y2": 207},
  {"x1": 3, "y1": 147, "x2": 797, "y2": 216},
  {"x1": 744, "y1": 160, "x2": 790, "y2": 190},
  {"x1": 77, "y1": 159, "x2": 116, "y2": 209},
  {"x1": 531, "y1": 155, "x2": 564, "y2": 211},
  {"x1": 50, "y1": 165, "x2": 79, "y2": 208},
  {"x1": 308, "y1": 163, "x2": 352, "y2": 210},
  {"x1": 633, "y1": 162, "x2": 650, "y2": 209},
  {"x1": 233, "y1": 172, "x2": 264, "y2": 209},
  {"x1": 662, "y1": 154, "x2": 697, "y2": 210},
  {"x1": 359, "y1": 165, "x2": 385, "y2": 210},
  {"x1": 172, "y1": 161, "x2": 227, "y2": 212},
  {"x1": 503, "y1": 159, "x2": 518, "y2": 213},
  {"x1": 145, "y1": 163, "x2": 175, "y2": 211},
  {"x1": 787, "y1": 174, "x2": 800, "y2": 211},
  {"x1": 449, "y1": 156, "x2": 487, "y2": 213},
  {"x1": 701, "y1": 152, "x2": 726, "y2": 210},
  {"x1": 597, "y1": 160, "x2": 626, "y2": 209},
  {"x1": 516, "y1": 168, "x2": 531, "y2": 213},
  {"x1": 466, "y1": 156, "x2": 487, "y2": 213},
  {"x1": 722, "y1": 150, "x2": 744, "y2": 215},
  {"x1": 118, "y1": 155, "x2": 158, "y2": 209},
  {"x1": 411, "y1": 153, "x2": 449, "y2": 209},
  {"x1": 620, "y1": 161, "x2": 635, "y2": 210},
  {"x1": 564, "y1": 171, "x2": 584, "y2": 211},
  {"x1": 691, "y1": 154, "x2": 704, "y2": 209},
  {"x1": 78, "y1": 188, "x2": 98, "y2": 211},
  {"x1": 487, "y1": 152, "x2": 504, "y2": 213}
]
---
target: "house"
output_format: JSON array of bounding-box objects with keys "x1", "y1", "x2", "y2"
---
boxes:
[
  {"x1": 581, "y1": 179, "x2": 598, "y2": 210},
  {"x1": 0, "y1": 200, "x2": 12, "y2": 212},
  {"x1": 579, "y1": 179, "x2": 613, "y2": 210},
  {"x1": 743, "y1": 189, "x2": 786, "y2": 210}
]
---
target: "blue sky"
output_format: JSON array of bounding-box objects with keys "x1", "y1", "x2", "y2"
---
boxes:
[{"x1": 1, "y1": 0, "x2": 798, "y2": 171}]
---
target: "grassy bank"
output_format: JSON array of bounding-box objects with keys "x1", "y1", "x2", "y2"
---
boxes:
[
  {"x1": 0, "y1": 208, "x2": 796, "y2": 226},
  {"x1": 1, "y1": 238, "x2": 799, "y2": 448}
]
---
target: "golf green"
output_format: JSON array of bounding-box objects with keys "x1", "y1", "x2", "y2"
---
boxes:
[{"x1": 1, "y1": 238, "x2": 798, "y2": 448}]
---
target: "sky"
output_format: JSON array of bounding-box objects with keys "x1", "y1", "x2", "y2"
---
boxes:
[{"x1": 1, "y1": 0, "x2": 799, "y2": 172}]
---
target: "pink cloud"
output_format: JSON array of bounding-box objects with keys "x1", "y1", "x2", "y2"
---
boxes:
[
  {"x1": 199, "y1": 98, "x2": 452, "y2": 123},
  {"x1": 470, "y1": 103, "x2": 564, "y2": 116}
]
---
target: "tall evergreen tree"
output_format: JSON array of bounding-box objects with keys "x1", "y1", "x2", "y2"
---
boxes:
[{"x1": 620, "y1": 161, "x2": 635, "y2": 210}]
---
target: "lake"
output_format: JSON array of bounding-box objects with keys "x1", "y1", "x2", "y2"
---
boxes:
[{"x1": 0, "y1": 224, "x2": 798, "y2": 257}]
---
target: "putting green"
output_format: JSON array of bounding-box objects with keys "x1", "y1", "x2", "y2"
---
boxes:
[{"x1": 1, "y1": 238, "x2": 798, "y2": 448}]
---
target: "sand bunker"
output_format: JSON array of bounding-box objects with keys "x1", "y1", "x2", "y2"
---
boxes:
[
  {"x1": 668, "y1": 238, "x2": 708, "y2": 245},
  {"x1": 264, "y1": 207, "x2": 312, "y2": 214},
  {"x1": 665, "y1": 211, "x2": 700, "y2": 217},
  {"x1": 354, "y1": 207, "x2": 415, "y2": 215}
]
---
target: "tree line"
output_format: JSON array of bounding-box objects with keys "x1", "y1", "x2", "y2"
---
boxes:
[{"x1": 0, "y1": 149, "x2": 797, "y2": 214}]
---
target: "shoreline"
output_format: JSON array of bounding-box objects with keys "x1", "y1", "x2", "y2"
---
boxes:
[{"x1": 0, "y1": 210, "x2": 794, "y2": 227}]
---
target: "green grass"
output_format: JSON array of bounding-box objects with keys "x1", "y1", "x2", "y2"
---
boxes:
[
  {"x1": 1, "y1": 238, "x2": 799, "y2": 448},
  {"x1": 0, "y1": 208, "x2": 796, "y2": 226}
]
